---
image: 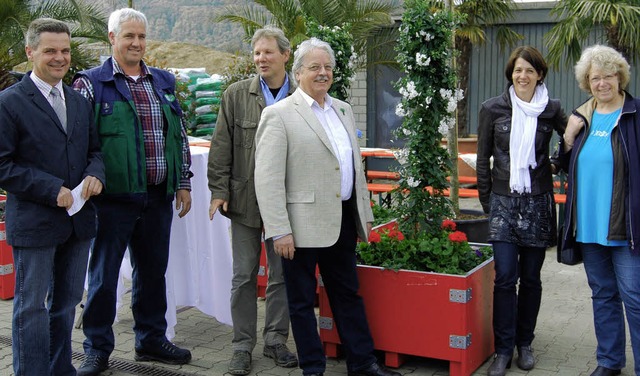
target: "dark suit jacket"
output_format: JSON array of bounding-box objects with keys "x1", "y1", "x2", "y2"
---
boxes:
[{"x1": 0, "y1": 74, "x2": 104, "y2": 247}]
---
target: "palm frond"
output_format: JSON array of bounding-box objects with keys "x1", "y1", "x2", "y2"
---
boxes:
[
  {"x1": 214, "y1": 5, "x2": 270, "y2": 42},
  {"x1": 216, "y1": 0, "x2": 401, "y2": 72},
  {"x1": 300, "y1": 0, "x2": 339, "y2": 25},
  {"x1": 0, "y1": 67, "x2": 19, "y2": 91},
  {"x1": 495, "y1": 26, "x2": 524, "y2": 51},
  {"x1": 365, "y1": 25, "x2": 400, "y2": 70},
  {"x1": 545, "y1": 13, "x2": 594, "y2": 69},
  {"x1": 459, "y1": 0, "x2": 515, "y2": 25},
  {"x1": 456, "y1": 25, "x2": 485, "y2": 45},
  {"x1": 546, "y1": 0, "x2": 640, "y2": 66},
  {"x1": 0, "y1": 0, "x2": 108, "y2": 75}
]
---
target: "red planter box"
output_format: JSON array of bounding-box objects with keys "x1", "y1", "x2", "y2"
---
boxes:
[
  {"x1": 257, "y1": 242, "x2": 268, "y2": 298},
  {"x1": 0, "y1": 221, "x2": 14, "y2": 300},
  {"x1": 319, "y1": 258, "x2": 495, "y2": 376},
  {"x1": 0, "y1": 194, "x2": 15, "y2": 300}
]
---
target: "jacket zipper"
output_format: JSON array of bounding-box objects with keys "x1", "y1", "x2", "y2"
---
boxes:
[{"x1": 618, "y1": 114, "x2": 634, "y2": 250}]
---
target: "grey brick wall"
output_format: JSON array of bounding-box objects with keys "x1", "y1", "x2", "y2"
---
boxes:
[{"x1": 348, "y1": 70, "x2": 368, "y2": 146}]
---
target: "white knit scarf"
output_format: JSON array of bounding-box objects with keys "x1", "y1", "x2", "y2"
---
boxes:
[{"x1": 509, "y1": 83, "x2": 549, "y2": 194}]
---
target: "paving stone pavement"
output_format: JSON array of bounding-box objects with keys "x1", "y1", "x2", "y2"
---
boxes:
[{"x1": 0, "y1": 199, "x2": 635, "y2": 375}]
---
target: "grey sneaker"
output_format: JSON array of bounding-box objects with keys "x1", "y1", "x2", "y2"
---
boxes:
[
  {"x1": 263, "y1": 343, "x2": 298, "y2": 367},
  {"x1": 229, "y1": 350, "x2": 252, "y2": 375}
]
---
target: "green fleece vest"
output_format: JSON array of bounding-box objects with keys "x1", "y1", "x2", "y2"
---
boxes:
[{"x1": 78, "y1": 61, "x2": 183, "y2": 196}]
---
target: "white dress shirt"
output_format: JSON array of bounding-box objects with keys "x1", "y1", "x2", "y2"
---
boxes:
[
  {"x1": 299, "y1": 90, "x2": 354, "y2": 201},
  {"x1": 30, "y1": 72, "x2": 66, "y2": 109}
]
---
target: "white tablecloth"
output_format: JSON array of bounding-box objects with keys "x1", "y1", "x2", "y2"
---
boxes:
[{"x1": 117, "y1": 146, "x2": 233, "y2": 339}]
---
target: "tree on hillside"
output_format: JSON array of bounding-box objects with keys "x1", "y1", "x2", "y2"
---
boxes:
[
  {"x1": 545, "y1": 0, "x2": 640, "y2": 69},
  {"x1": 0, "y1": 0, "x2": 108, "y2": 90},
  {"x1": 424, "y1": 0, "x2": 523, "y2": 137},
  {"x1": 215, "y1": 0, "x2": 400, "y2": 69}
]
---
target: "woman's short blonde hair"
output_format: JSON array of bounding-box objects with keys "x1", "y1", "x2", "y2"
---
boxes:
[{"x1": 574, "y1": 44, "x2": 631, "y2": 94}]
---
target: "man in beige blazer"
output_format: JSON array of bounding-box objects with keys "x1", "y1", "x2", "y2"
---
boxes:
[{"x1": 254, "y1": 38, "x2": 400, "y2": 376}]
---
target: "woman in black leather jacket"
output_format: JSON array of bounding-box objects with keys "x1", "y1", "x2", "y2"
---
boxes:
[{"x1": 476, "y1": 46, "x2": 566, "y2": 376}]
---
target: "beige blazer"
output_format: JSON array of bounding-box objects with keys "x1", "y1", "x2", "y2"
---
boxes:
[{"x1": 255, "y1": 88, "x2": 373, "y2": 248}]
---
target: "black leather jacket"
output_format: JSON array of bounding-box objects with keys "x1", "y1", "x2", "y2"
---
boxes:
[{"x1": 477, "y1": 87, "x2": 567, "y2": 213}]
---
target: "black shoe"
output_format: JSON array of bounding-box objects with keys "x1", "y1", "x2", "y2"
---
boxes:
[
  {"x1": 305, "y1": 374, "x2": 324, "y2": 376},
  {"x1": 229, "y1": 350, "x2": 252, "y2": 375},
  {"x1": 348, "y1": 362, "x2": 401, "y2": 376},
  {"x1": 487, "y1": 354, "x2": 512, "y2": 376},
  {"x1": 134, "y1": 340, "x2": 192, "y2": 365},
  {"x1": 263, "y1": 343, "x2": 298, "y2": 367},
  {"x1": 516, "y1": 345, "x2": 535, "y2": 370},
  {"x1": 590, "y1": 366, "x2": 622, "y2": 376},
  {"x1": 77, "y1": 354, "x2": 109, "y2": 376}
]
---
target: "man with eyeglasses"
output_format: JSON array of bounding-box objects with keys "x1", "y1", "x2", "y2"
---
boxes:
[{"x1": 254, "y1": 37, "x2": 400, "y2": 376}]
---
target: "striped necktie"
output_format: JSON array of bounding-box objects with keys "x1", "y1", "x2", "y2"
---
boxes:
[{"x1": 50, "y1": 87, "x2": 67, "y2": 132}]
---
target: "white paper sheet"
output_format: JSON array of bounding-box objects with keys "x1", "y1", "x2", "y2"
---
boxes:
[{"x1": 67, "y1": 179, "x2": 87, "y2": 216}]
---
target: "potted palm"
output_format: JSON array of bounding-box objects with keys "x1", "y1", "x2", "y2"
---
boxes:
[{"x1": 318, "y1": 2, "x2": 495, "y2": 375}]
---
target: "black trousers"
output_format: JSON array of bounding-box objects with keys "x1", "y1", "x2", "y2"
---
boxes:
[{"x1": 282, "y1": 201, "x2": 376, "y2": 375}]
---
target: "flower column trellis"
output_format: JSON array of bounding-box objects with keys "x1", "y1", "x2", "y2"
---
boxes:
[
  {"x1": 306, "y1": 20, "x2": 358, "y2": 102},
  {"x1": 393, "y1": 0, "x2": 463, "y2": 238}
]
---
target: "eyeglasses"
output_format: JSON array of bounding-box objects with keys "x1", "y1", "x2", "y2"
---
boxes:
[
  {"x1": 304, "y1": 64, "x2": 334, "y2": 72},
  {"x1": 589, "y1": 74, "x2": 617, "y2": 85}
]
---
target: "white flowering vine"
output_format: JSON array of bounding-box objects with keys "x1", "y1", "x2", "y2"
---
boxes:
[
  {"x1": 306, "y1": 20, "x2": 357, "y2": 101},
  {"x1": 389, "y1": 0, "x2": 462, "y2": 237}
]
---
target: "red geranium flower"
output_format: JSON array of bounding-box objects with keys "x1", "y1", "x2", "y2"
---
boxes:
[
  {"x1": 448, "y1": 231, "x2": 467, "y2": 243},
  {"x1": 388, "y1": 230, "x2": 405, "y2": 241},
  {"x1": 441, "y1": 219, "x2": 456, "y2": 231},
  {"x1": 369, "y1": 231, "x2": 381, "y2": 243}
]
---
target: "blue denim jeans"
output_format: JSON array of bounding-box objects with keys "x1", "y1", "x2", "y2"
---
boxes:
[
  {"x1": 581, "y1": 242, "x2": 640, "y2": 374},
  {"x1": 82, "y1": 184, "x2": 173, "y2": 357},
  {"x1": 492, "y1": 241, "x2": 546, "y2": 356},
  {"x1": 12, "y1": 237, "x2": 91, "y2": 376}
]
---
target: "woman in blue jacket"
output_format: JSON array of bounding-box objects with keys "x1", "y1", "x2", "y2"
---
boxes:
[{"x1": 560, "y1": 45, "x2": 640, "y2": 376}]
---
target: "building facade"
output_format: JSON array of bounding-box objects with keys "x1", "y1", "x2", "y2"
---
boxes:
[{"x1": 357, "y1": 1, "x2": 639, "y2": 149}]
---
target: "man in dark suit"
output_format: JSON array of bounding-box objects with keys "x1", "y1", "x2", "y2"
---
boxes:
[{"x1": 0, "y1": 18, "x2": 104, "y2": 375}]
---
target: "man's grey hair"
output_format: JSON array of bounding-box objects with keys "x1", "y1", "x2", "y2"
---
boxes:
[
  {"x1": 108, "y1": 8, "x2": 147, "y2": 36},
  {"x1": 251, "y1": 26, "x2": 290, "y2": 54},
  {"x1": 290, "y1": 38, "x2": 336, "y2": 86},
  {"x1": 25, "y1": 18, "x2": 71, "y2": 49}
]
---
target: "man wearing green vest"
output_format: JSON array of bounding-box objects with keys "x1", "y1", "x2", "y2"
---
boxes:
[{"x1": 73, "y1": 8, "x2": 193, "y2": 376}]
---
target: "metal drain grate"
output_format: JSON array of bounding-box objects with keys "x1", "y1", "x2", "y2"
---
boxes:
[
  {"x1": 0, "y1": 334, "x2": 11, "y2": 347},
  {"x1": 1, "y1": 335, "x2": 194, "y2": 376},
  {"x1": 73, "y1": 353, "x2": 196, "y2": 376}
]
